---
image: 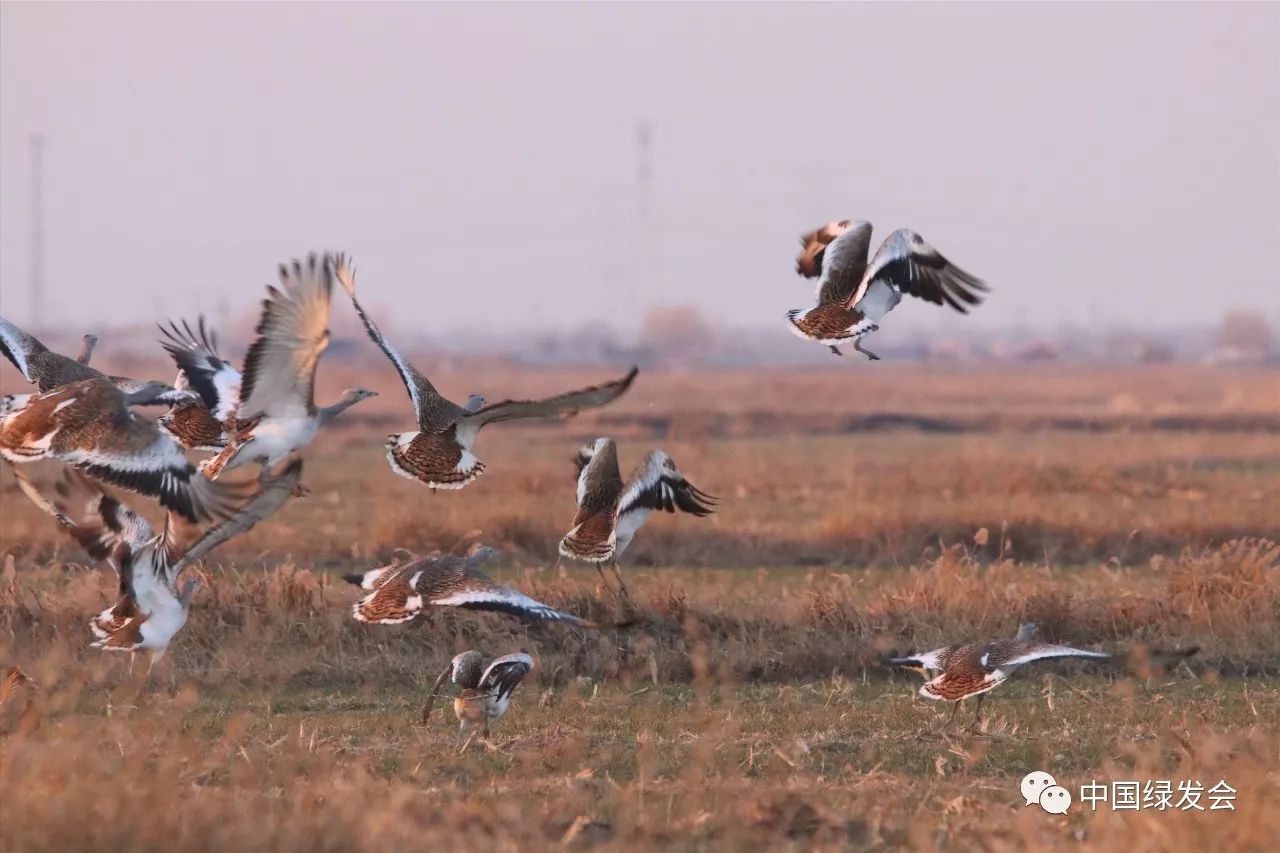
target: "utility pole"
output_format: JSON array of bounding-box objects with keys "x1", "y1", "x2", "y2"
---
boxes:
[
  {"x1": 633, "y1": 119, "x2": 657, "y2": 328},
  {"x1": 30, "y1": 133, "x2": 46, "y2": 329}
]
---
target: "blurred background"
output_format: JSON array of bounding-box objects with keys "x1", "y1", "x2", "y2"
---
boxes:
[{"x1": 1, "y1": 2, "x2": 1277, "y2": 367}]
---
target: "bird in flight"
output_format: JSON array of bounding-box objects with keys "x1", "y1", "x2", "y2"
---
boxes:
[
  {"x1": 786, "y1": 220, "x2": 989, "y2": 360},
  {"x1": 334, "y1": 257, "x2": 637, "y2": 490}
]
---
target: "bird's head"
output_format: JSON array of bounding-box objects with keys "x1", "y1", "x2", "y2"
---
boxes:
[
  {"x1": 1015, "y1": 622, "x2": 1039, "y2": 641},
  {"x1": 121, "y1": 379, "x2": 192, "y2": 406},
  {"x1": 463, "y1": 394, "x2": 487, "y2": 413},
  {"x1": 341, "y1": 388, "x2": 379, "y2": 405},
  {"x1": 466, "y1": 543, "x2": 500, "y2": 565}
]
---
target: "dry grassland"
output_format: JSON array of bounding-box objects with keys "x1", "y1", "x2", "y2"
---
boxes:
[{"x1": 2, "y1": 363, "x2": 1278, "y2": 850}]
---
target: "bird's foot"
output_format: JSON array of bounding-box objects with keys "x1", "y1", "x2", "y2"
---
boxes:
[
  {"x1": 829, "y1": 345, "x2": 844, "y2": 356},
  {"x1": 291, "y1": 482, "x2": 312, "y2": 498}
]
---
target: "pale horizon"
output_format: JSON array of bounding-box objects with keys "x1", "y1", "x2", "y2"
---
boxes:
[{"x1": 1, "y1": 2, "x2": 1277, "y2": 338}]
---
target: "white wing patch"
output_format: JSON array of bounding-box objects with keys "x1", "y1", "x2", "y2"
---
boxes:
[{"x1": 1002, "y1": 646, "x2": 1110, "y2": 668}]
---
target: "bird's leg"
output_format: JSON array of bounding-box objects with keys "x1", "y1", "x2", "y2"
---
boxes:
[
  {"x1": 853, "y1": 337, "x2": 880, "y2": 361},
  {"x1": 595, "y1": 563, "x2": 610, "y2": 591},
  {"x1": 127, "y1": 653, "x2": 135, "y2": 678},
  {"x1": 970, "y1": 693, "x2": 986, "y2": 731},
  {"x1": 610, "y1": 559, "x2": 632, "y2": 603},
  {"x1": 829, "y1": 345, "x2": 844, "y2": 356},
  {"x1": 947, "y1": 701, "x2": 961, "y2": 726}
]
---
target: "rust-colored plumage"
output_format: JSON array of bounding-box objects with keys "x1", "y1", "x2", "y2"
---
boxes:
[
  {"x1": 345, "y1": 547, "x2": 594, "y2": 627},
  {"x1": 559, "y1": 439, "x2": 622, "y2": 564},
  {"x1": 888, "y1": 623, "x2": 1110, "y2": 727},
  {"x1": 386, "y1": 427, "x2": 484, "y2": 489},
  {"x1": 158, "y1": 400, "x2": 230, "y2": 452},
  {"x1": 0, "y1": 378, "x2": 240, "y2": 523}
]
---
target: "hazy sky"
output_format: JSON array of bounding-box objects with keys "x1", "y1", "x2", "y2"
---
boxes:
[{"x1": 1, "y1": 2, "x2": 1277, "y2": 337}]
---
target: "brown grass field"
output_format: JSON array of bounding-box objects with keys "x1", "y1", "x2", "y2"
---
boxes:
[{"x1": 2, "y1": 361, "x2": 1279, "y2": 850}]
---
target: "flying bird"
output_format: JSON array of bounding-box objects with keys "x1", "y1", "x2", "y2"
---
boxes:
[
  {"x1": 422, "y1": 649, "x2": 535, "y2": 747},
  {"x1": 197, "y1": 254, "x2": 377, "y2": 482},
  {"x1": 785, "y1": 221, "x2": 989, "y2": 359},
  {"x1": 344, "y1": 545, "x2": 594, "y2": 627},
  {"x1": 558, "y1": 438, "x2": 718, "y2": 600},
  {"x1": 886, "y1": 623, "x2": 1109, "y2": 727},
  {"x1": 1, "y1": 316, "x2": 190, "y2": 402},
  {"x1": 12, "y1": 461, "x2": 302, "y2": 675},
  {"x1": 334, "y1": 258, "x2": 637, "y2": 490},
  {"x1": 155, "y1": 317, "x2": 243, "y2": 452},
  {"x1": 0, "y1": 377, "x2": 242, "y2": 522}
]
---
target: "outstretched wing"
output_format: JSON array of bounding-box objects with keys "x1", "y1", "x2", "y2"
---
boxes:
[
  {"x1": 238, "y1": 254, "x2": 334, "y2": 420},
  {"x1": 803, "y1": 221, "x2": 873, "y2": 306},
  {"x1": 420, "y1": 559, "x2": 596, "y2": 626},
  {"x1": 0, "y1": 317, "x2": 46, "y2": 382},
  {"x1": 479, "y1": 652, "x2": 534, "y2": 702},
  {"x1": 166, "y1": 459, "x2": 303, "y2": 582},
  {"x1": 157, "y1": 317, "x2": 242, "y2": 421},
  {"x1": 11, "y1": 467, "x2": 154, "y2": 574},
  {"x1": 332, "y1": 255, "x2": 467, "y2": 432},
  {"x1": 618, "y1": 451, "x2": 718, "y2": 519},
  {"x1": 455, "y1": 368, "x2": 639, "y2": 447},
  {"x1": 851, "y1": 229, "x2": 988, "y2": 313},
  {"x1": 990, "y1": 644, "x2": 1110, "y2": 669}
]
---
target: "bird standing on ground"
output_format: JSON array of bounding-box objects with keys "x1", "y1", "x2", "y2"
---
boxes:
[
  {"x1": 345, "y1": 545, "x2": 595, "y2": 627},
  {"x1": 558, "y1": 438, "x2": 718, "y2": 600},
  {"x1": 887, "y1": 623, "x2": 1109, "y2": 727},
  {"x1": 198, "y1": 254, "x2": 377, "y2": 482},
  {"x1": 423, "y1": 649, "x2": 535, "y2": 747},
  {"x1": 785, "y1": 220, "x2": 989, "y2": 359},
  {"x1": 333, "y1": 258, "x2": 637, "y2": 490}
]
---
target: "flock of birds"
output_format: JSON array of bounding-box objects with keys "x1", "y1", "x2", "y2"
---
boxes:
[{"x1": 0, "y1": 223, "x2": 1138, "y2": 741}]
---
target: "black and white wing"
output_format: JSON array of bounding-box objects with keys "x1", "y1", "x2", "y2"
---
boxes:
[
  {"x1": 332, "y1": 255, "x2": 468, "y2": 432},
  {"x1": 420, "y1": 560, "x2": 597, "y2": 627},
  {"x1": 238, "y1": 254, "x2": 334, "y2": 420},
  {"x1": 455, "y1": 368, "x2": 639, "y2": 447},
  {"x1": 479, "y1": 652, "x2": 535, "y2": 702},
  {"x1": 808, "y1": 221, "x2": 874, "y2": 306},
  {"x1": 157, "y1": 317, "x2": 242, "y2": 421},
  {"x1": 11, "y1": 467, "x2": 154, "y2": 574},
  {"x1": 618, "y1": 451, "x2": 718, "y2": 519},
  {"x1": 850, "y1": 229, "x2": 989, "y2": 313},
  {"x1": 987, "y1": 643, "x2": 1110, "y2": 669}
]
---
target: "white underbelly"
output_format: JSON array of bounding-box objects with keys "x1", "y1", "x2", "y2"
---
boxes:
[
  {"x1": 250, "y1": 417, "x2": 319, "y2": 465},
  {"x1": 615, "y1": 509, "x2": 651, "y2": 558},
  {"x1": 853, "y1": 281, "x2": 901, "y2": 323}
]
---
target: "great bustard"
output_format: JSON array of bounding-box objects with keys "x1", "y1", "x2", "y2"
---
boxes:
[
  {"x1": 1, "y1": 316, "x2": 188, "y2": 401},
  {"x1": 423, "y1": 650, "x2": 534, "y2": 748},
  {"x1": 334, "y1": 259, "x2": 636, "y2": 490},
  {"x1": 198, "y1": 254, "x2": 377, "y2": 484},
  {"x1": 0, "y1": 377, "x2": 242, "y2": 522},
  {"x1": 558, "y1": 438, "x2": 718, "y2": 600},
  {"x1": 786, "y1": 220, "x2": 989, "y2": 359},
  {"x1": 887, "y1": 623, "x2": 1109, "y2": 727},
  {"x1": 344, "y1": 545, "x2": 594, "y2": 627},
  {"x1": 11, "y1": 461, "x2": 302, "y2": 676},
  {"x1": 156, "y1": 317, "x2": 243, "y2": 452}
]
